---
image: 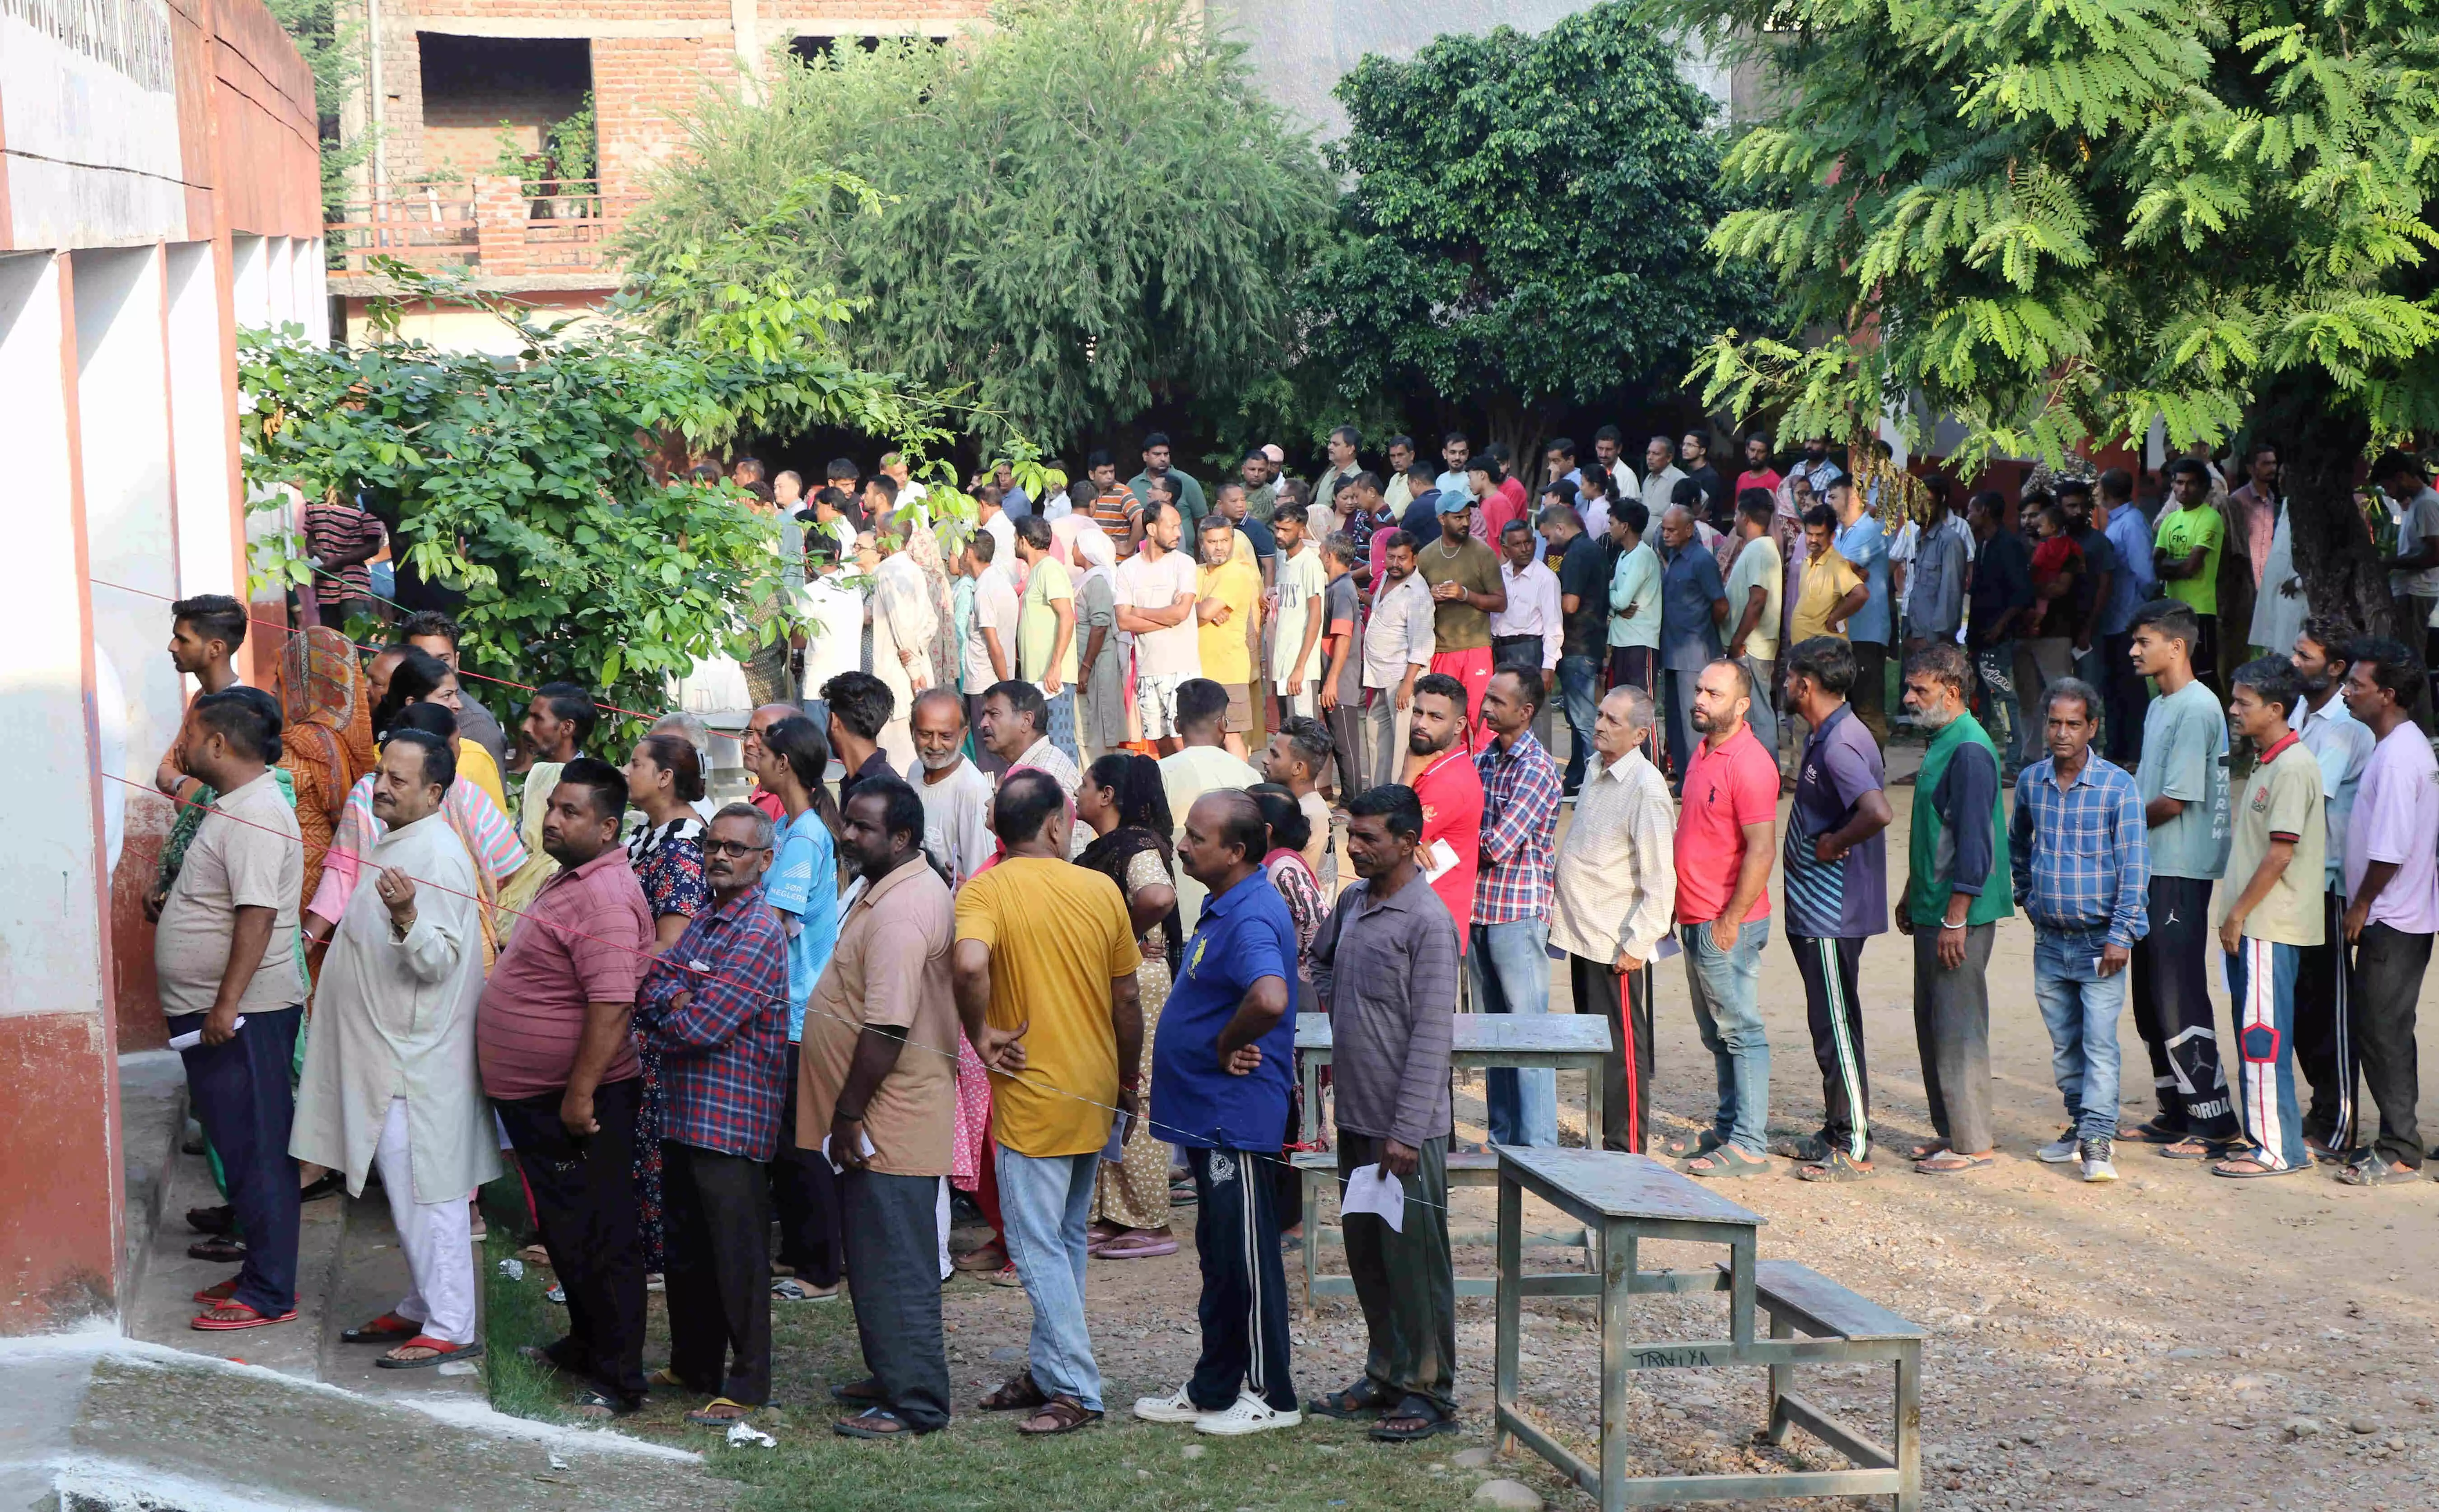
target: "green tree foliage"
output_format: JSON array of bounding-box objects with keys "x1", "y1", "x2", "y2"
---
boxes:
[
  {"x1": 264, "y1": 0, "x2": 373, "y2": 220},
  {"x1": 1659, "y1": 0, "x2": 2439, "y2": 632},
  {"x1": 1296, "y1": 3, "x2": 1774, "y2": 467},
  {"x1": 617, "y1": 0, "x2": 1334, "y2": 452},
  {"x1": 238, "y1": 263, "x2": 940, "y2": 750}
]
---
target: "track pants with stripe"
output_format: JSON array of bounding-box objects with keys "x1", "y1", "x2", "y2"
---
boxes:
[
  {"x1": 1185, "y1": 1146, "x2": 1297, "y2": 1413},
  {"x1": 2225, "y1": 936, "x2": 2307, "y2": 1172},
  {"x1": 1568, "y1": 954, "x2": 1653, "y2": 1153},
  {"x1": 2292, "y1": 890, "x2": 2358, "y2": 1153},
  {"x1": 2131, "y1": 876, "x2": 2240, "y2": 1140},
  {"x1": 1791, "y1": 934, "x2": 1872, "y2": 1160}
]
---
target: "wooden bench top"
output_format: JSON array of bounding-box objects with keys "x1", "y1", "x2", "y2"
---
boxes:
[
  {"x1": 1735, "y1": 1259, "x2": 1925, "y2": 1341},
  {"x1": 1291, "y1": 1149, "x2": 1500, "y2": 1173},
  {"x1": 1294, "y1": 1013, "x2": 1614, "y2": 1059},
  {"x1": 1497, "y1": 1148, "x2": 1767, "y2": 1227}
]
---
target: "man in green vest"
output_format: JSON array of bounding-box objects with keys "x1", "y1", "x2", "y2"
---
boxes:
[{"x1": 1896, "y1": 643, "x2": 2014, "y2": 1174}]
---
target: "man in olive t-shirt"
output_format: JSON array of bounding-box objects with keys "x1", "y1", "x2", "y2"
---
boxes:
[
  {"x1": 1414, "y1": 488, "x2": 1507, "y2": 747},
  {"x1": 2211, "y1": 658, "x2": 2324, "y2": 1177}
]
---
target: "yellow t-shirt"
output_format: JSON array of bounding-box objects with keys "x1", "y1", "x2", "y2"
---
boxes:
[
  {"x1": 453, "y1": 737, "x2": 508, "y2": 816},
  {"x1": 1197, "y1": 559, "x2": 1262, "y2": 685},
  {"x1": 953, "y1": 858, "x2": 1143, "y2": 1157},
  {"x1": 1790, "y1": 550, "x2": 1864, "y2": 645}
]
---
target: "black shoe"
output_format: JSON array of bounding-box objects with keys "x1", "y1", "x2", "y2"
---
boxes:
[
  {"x1": 186, "y1": 1204, "x2": 235, "y2": 1235},
  {"x1": 299, "y1": 1171, "x2": 345, "y2": 1202}
]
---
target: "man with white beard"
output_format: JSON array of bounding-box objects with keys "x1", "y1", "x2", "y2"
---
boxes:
[
  {"x1": 909, "y1": 689, "x2": 994, "y2": 884},
  {"x1": 290, "y1": 728, "x2": 499, "y2": 1367}
]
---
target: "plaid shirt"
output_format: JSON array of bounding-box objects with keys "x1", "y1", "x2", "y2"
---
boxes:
[
  {"x1": 1472, "y1": 732, "x2": 1562, "y2": 925},
  {"x1": 2009, "y1": 754, "x2": 2150, "y2": 947},
  {"x1": 636, "y1": 882, "x2": 793, "y2": 1158}
]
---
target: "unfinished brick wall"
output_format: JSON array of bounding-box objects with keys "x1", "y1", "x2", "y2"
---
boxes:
[{"x1": 593, "y1": 35, "x2": 741, "y2": 194}]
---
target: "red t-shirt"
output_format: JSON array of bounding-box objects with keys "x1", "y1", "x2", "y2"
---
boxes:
[
  {"x1": 1733, "y1": 468, "x2": 1783, "y2": 503},
  {"x1": 1413, "y1": 747, "x2": 1486, "y2": 943},
  {"x1": 1673, "y1": 725, "x2": 1779, "y2": 925}
]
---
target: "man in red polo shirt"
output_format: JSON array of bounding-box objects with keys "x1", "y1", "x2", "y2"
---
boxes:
[
  {"x1": 1405, "y1": 674, "x2": 1486, "y2": 955},
  {"x1": 1667, "y1": 659, "x2": 1781, "y2": 1178}
]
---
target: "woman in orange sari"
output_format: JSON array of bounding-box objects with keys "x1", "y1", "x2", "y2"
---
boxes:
[{"x1": 279, "y1": 625, "x2": 377, "y2": 921}]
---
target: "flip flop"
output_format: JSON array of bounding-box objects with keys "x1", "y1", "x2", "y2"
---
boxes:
[
  {"x1": 1903, "y1": 1140, "x2": 1950, "y2": 1162},
  {"x1": 1094, "y1": 1231, "x2": 1180, "y2": 1259},
  {"x1": 1680, "y1": 1143, "x2": 1769, "y2": 1178},
  {"x1": 830, "y1": 1376, "x2": 887, "y2": 1404},
  {"x1": 376, "y1": 1337, "x2": 483, "y2": 1369},
  {"x1": 2211, "y1": 1154, "x2": 2306, "y2": 1179},
  {"x1": 193, "y1": 1277, "x2": 242, "y2": 1306},
  {"x1": 1913, "y1": 1150, "x2": 1996, "y2": 1175},
  {"x1": 684, "y1": 1397, "x2": 756, "y2": 1425},
  {"x1": 341, "y1": 1311, "x2": 421, "y2": 1344},
  {"x1": 2119, "y1": 1118, "x2": 2187, "y2": 1144},
  {"x1": 834, "y1": 1407, "x2": 923, "y2": 1439},
  {"x1": 191, "y1": 1300, "x2": 297, "y2": 1331},
  {"x1": 187, "y1": 1235, "x2": 246, "y2": 1263}
]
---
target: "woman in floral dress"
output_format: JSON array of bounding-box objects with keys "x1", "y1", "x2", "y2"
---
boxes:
[
  {"x1": 1076, "y1": 753, "x2": 1182, "y2": 1259},
  {"x1": 622, "y1": 732, "x2": 710, "y2": 1277}
]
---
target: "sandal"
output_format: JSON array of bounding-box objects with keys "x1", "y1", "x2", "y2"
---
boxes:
[
  {"x1": 186, "y1": 1204, "x2": 235, "y2": 1236},
  {"x1": 1903, "y1": 1140, "x2": 1949, "y2": 1162},
  {"x1": 187, "y1": 1235, "x2": 246, "y2": 1263},
  {"x1": 1770, "y1": 1134, "x2": 1832, "y2": 1163},
  {"x1": 2304, "y1": 1137, "x2": 2348, "y2": 1167},
  {"x1": 191, "y1": 1300, "x2": 297, "y2": 1331},
  {"x1": 980, "y1": 1369, "x2": 1049, "y2": 1412},
  {"x1": 648, "y1": 1367, "x2": 704, "y2": 1391},
  {"x1": 1094, "y1": 1229, "x2": 1180, "y2": 1260},
  {"x1": 1796, "y1": 1151, "x2": 1875, "y2": 1183},
  {"x1": 1306, "y1": 1380, "x2": 1395, "y2": 1420},
  {"x1": 2211, "y1": 1153, "x2": 2305, "y2": 1179},
  {"x1": 684, "y1": 1397, "x2": 755, "y2": 1426},
  {"x1": 193, "y1": 1277, "x2": 242, "y2": 1306},
  {"x1": 377, "y1": 1336, "x2": 483, "y2": 1370},
  {"x1": 569, "y1": 1389, "x2": 635, "y2": 1421},
  {"x1": 341, "y1": 1311, "x2": 421, "y2": 1344},
  {"x1": 1660, "y1": 1131, "x2": 1724, "y2": 1161},
  {"x1": 1371, "y1": 1396, "x2": 1460, "y2": 1442},
  {"x1": 1680, "y1": 1143, "x2": 1769, "y2": 1178},
  {"x1": 829, "y1": 1376, "x2": 886, "y2": 1405},
  {"x1": 2336, "y1": 1155, "x2": 2408, "y2": 1186},
  {"x1": 2120, "y1": 1117, "x2": 2187, "y2": 1144},
  {"x1": 1913, "y1": 1149, "x2": 1996, "y2": 1174},
  {"x1": 518, "y1": 1343, "x2": 576, "y2": 1375},
  {"x1": 1017, "y1": 1395, "x2": 1103, "y2": 1436},
  {"x1": 952, "y1": 1243, "x2": 1008, "y2": 1273},
  {"x1": 834, "y1": 1407, "x2": 923, "y2": 1439}
]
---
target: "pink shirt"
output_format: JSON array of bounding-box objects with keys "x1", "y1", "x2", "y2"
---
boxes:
[
  {"x1": 2346, "y1": 723, "x2": 2439, "y2": 934},
  {"x1": 1673, "y1": 725, "x2": 1779, "y2": 925},
  {"x1": 477, "y1": 848, "x2": 653, "y2": 1099}
]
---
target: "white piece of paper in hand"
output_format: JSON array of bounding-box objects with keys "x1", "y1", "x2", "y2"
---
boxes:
[
  {"x1": 1100, "y1": 1109, "x2": 1133, "y2": 1163},
  {"x1": 1652, "y1": 936, "x2": 1683, "y2": 961},
  {"x1": 1343, "y1": 1162, "x2": 1406, "y2": 1234},
  {"x1": 819, "y1": 1131, "x2": 878, "y2": 1174},
  {"x1": 168, "y1": 1016, "x2": 245, "y2": 1052},
  {"x1": 1421, "y1": 838, "x2": 1460, "y2": 883}
]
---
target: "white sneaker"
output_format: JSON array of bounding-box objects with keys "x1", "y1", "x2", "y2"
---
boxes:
[
  {"x1": 2036, "y1": 1133, "x2": 2079, "y2": 1164},
  {"x1": 1132, "y1": 1386, "x2": 1205, "y2": 1424},
  {"x1": 1194, "y1": 1391, "x2": 1302, "y2": 1436},
  {"x1": 2080, "y1": 1139, "x2": 2118, "y2": 1183}
]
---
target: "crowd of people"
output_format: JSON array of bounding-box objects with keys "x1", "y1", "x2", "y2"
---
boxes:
[{"x1": 139, "y1": 425, "x2": 2439, "y2": 1454}]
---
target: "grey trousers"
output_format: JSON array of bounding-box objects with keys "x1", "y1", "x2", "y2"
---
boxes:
[
  {"x1": 839, "y1": 1168, "x2": 952, "y2": 1430},
  {"x1": 1338, "y1": 1133, "x2": 1456, "y2": 1419},
  {"x1": 1912, "y1": 924, "x2": 1996, "y2": 1154},
  {"x1": 1361, "y1": 689, "x2": 1413, "y2": 789},
  {"x1": 1738, "y1": 654, "x2": 1778, "y2": 762}
]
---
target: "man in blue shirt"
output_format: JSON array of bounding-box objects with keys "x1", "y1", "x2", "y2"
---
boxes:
[
  {"x1": 2094, "y1": 468, "x2": 2159, "y2": 765},
  {"x1": 2009, "y1": 677, "x2": 2148, "y2": 1183},
  {"x1": 1777, "y1": 638, "x2": 1892, "y2": 1180},
  {"x1": 1133, "y1": 791, "x2": 1301, "y2": 1437},
  {"x1": 1656, "y1": 503, "x2": 1728, "y2": 784},
  {"x1": 1828, "y1": 479, "x2": 1892, "y2": 743}
]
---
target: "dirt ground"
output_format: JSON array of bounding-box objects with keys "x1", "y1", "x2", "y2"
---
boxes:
[{"x1": 922, "y1": 739, "x2": 2439, "y2": 1510}]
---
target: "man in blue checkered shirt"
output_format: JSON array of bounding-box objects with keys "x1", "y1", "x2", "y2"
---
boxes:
[{"x1": 2009, "y1": 676, "x2": 2150, "y2": 1182}]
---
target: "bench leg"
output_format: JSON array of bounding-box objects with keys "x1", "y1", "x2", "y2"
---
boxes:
[
  {"x1": 1599, "y1": 1226, "x2": 1634, "y2": 1512},
  {"x1": 1893, "y1": 1344, "x2": 1923, "y2": 1511},
  {"x1": 1494, "y1": 1176, "x2": 1521, "y2": 1456},
  {"x1": 1763, "y1": 1311, "x2": 1795, "y2": 1446}
]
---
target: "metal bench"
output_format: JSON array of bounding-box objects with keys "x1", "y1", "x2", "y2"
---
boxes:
[{"x1": 1491, "y1": 1148, "x2": 1926, "y2": 1511}]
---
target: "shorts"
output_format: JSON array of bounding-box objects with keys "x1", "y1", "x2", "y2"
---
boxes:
[
  {"x1": 1221, "y1": 683, "x2": 1254, "y2": 733},
  {"x1": 1136, "y1": 672, "x2": 1189, "y2": 740}
]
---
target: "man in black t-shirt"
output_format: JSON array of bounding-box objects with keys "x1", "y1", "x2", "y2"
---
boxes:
[
  {"x1": 1679, "y1": 432, "x2": 1730, "y2": 535},
  {"x1": 1544, "y1": 504, "x2": 1610, "y2": 793},
  {"x1": 2056, "y1": 478, "x2": 2118, "y2": 690},
  {"x1": 1964, "y1": 491, "x2": 2035, "y2": 770}
]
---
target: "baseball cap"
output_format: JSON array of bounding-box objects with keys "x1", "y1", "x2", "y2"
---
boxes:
[{"x1": 1436, "y1": 490, "x2": 1473, "y2": 514}]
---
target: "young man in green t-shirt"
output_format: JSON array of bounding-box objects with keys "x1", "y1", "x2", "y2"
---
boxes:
[
  {"x1": 2152, "y1": 457, "x2": 2228, "y2": 691},
  {"x1": 2211, "y1": 657, "x2": 2325, "y2": 1179}
]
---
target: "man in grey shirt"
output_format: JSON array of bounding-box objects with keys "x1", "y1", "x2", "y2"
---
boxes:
[
  {"x1": 1306, "y1": 784, "x2": 1460, "y2": 1442},
  {"x1": 1903, "y1": 485, "x2": 1970, "y2": 650}
]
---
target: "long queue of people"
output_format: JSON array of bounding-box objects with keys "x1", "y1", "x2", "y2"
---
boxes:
[{"x1": 144, "y1": 425, "x2": 2439, "y2": 1452}]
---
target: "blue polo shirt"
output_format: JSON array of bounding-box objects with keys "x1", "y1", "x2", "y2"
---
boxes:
[
  {"x1": 1151, "y1": 869, "x2": 1299, "y2": 1150},
  {"x1": 1658, "y1": 540, "x2": 1726, "y2": 671},
  {"x1": 1834, "y1": 515, "x2": 1892, "y2": 644},
  {"x1": 1782, "y1": 703, "x2": 1890, "y2": 939},
  {"x1": 764, "y1": 808, "x2": 840, "y2": 1042}
]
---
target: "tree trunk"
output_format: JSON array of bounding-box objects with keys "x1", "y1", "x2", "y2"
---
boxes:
[{"x1": 2252, "y1": 373, "x2": 2392, "y2": 640}]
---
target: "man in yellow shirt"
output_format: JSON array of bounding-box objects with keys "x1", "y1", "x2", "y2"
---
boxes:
[
  {"x1": 1194, "y1": 515, "x2": 1264, "y2": 758},
  {"x1": 1791, "y1": 504, "x2": 1868, "y2": 645},
  {"x1": 953, "y1": 771, "x2": 1143, "y2": 1435}
]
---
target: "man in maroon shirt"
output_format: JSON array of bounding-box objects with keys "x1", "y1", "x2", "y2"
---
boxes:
[{"x1": 478, "y1": 757, "x2": 656, "y2": 1417}]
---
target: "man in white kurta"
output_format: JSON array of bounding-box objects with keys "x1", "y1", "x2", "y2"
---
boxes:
[{"x1": 292, "y1": 733, "x2": 499, "y2": 1365}]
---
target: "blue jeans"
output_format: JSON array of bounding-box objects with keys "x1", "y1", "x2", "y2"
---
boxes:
[
  {"x1": 2031, "y1": 934, "x2": 2126, "y2": 1142},
  {"x1": 1556, "y1": 655, "x2": 1601, "y2": 789},
  {"x1": 1470, "y1": 919, "x2": 1556, "y2": 1147},
  {"x1": 1681, "y1": 916, "x2": 1773, "y2": 1152},
  {"x1": 993, "y1": 1145, "x2": 1104, "y2": 1410}
]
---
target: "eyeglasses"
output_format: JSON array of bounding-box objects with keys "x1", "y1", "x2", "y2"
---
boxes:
[{"x1": 704, "y1": 840, "x2": 771, "y2": 859}]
